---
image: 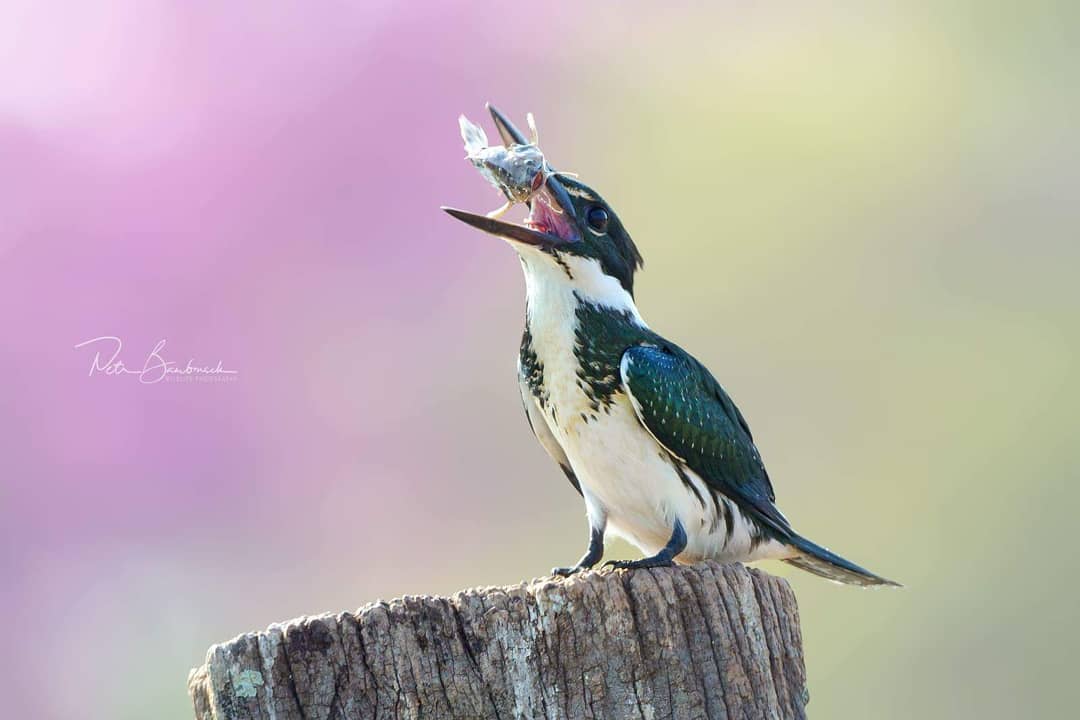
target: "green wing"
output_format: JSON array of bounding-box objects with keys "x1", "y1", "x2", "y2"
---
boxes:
[{"x1": 620, "y1": 343, "x2": 792, "y2": 537}]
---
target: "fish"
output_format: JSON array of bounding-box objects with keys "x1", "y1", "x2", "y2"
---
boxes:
[{"x1": 459, "y1": 114, "x2": 547, "y2": 216}]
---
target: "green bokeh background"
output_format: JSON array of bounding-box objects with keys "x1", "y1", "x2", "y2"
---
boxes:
[{"x1": 539, "y1": 4, "x2": 1078, "y2": 716}]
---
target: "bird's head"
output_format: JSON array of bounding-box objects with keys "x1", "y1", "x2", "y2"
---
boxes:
[{"x1": 444, "y1": 104, "x2": 643, "y2": 302}]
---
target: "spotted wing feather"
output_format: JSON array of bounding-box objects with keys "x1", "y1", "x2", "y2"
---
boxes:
[{"x1": 620, "y1": 343, "x2": 790, "y2": 537}]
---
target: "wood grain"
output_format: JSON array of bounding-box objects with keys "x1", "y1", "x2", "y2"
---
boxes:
[{"x1": 188, "y1": 561, "x2": 806, "y2": 719}]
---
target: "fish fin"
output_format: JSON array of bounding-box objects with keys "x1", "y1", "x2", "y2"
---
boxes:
[{"x1": 459, "y1": 114, "x2": 489, "y2": 156}]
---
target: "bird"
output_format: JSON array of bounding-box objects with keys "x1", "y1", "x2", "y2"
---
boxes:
[{"x1": 443, "y1": 104, "x2": 898, "y2": 587}]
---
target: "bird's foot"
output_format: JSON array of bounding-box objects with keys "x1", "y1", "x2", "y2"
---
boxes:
[
  {"x1": 603, "y1": 557, "x2": 677, "y2": 571},
  {"x1": 604, "y1": 520, "x2": 686, "y2": 572},
  {"x1": 552, "y1": 526, "x2": 606, "y2": 578},
  {"x1": 551, "y1": 564, "x2": 592, "y2": 577}
]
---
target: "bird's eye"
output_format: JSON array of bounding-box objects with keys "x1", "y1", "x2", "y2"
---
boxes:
[{"x1": 586, "y1": 206, "x2": 609, "y2": 233}]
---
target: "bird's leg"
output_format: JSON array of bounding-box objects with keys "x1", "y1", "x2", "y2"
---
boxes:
[
  {"x1": 553, "y1": 497, "x2": 606, "y2": 577},
  {"x1": 605, "y1": 519, "x2": 687, "y2": 570},
  {"x1": 552, "y1": 525, "x2": 605, "y2": 577}
]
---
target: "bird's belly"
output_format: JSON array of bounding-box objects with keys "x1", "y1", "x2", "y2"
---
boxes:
[
  {"x1": 549, "y1": 394, "x2": 788, "y2": 563},
  {"x1": 558, "y1": 397, "x2": 685, "y2": 547}
]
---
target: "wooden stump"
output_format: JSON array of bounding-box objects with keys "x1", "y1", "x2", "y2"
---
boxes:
[{"x1": 188, "y1": 561, "x2": 807, "y2": 719}]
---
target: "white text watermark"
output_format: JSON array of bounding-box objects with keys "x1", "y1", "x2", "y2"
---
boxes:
[{"x1": 73, "y1": 336, "x2": 239, "y2": 384}]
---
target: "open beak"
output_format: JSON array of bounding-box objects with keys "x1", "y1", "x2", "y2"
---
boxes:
[
  {"x1": 442, "y1": 207, "x2": 568, "y2": 247},
  {"x1": 443, "y1": 103, "x2": 578, "y2": 248}
]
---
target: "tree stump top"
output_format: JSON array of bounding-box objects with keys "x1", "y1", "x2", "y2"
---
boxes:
[{"x1": 188, "y1": 561, "x2": 807, "y2": 719}]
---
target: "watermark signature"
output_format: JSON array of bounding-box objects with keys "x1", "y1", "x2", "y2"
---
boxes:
[{"x1": 74, "y1": 336, "x2": 239, "y2": 384}]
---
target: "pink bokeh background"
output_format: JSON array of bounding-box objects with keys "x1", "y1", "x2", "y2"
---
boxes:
[{"x1": 3, "y1": 4, "x2": 584, "y2": 717}]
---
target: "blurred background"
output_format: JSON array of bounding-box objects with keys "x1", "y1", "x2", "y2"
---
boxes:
[{"x1": 2, "y1": 1, "x2": 1077, "y2": 718}]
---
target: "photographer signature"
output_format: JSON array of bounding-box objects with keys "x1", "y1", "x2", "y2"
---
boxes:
[{"x1": 74, "y1": 336, "x2": 239, "y2": 384}]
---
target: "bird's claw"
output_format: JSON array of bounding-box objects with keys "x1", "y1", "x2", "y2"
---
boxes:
[
  {"x1": 551, "y1": 565, "x2": 589, "y2": 577},
  {"x1": 603, "y1": 557, "x2": 676, "y2": 571}
]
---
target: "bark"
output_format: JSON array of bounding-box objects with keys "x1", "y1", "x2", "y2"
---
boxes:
[{"x1": 188, "y1": 561, "x2": 807, "y2": 720}]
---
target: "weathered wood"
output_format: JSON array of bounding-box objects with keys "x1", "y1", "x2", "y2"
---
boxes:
[{"x1": 188, "y1": 561, "x2": 807, "y2": 720}]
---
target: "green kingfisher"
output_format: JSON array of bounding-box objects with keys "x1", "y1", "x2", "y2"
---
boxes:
[{"x1": 444, "y1": 104, "x2": 898, "y2": 587}]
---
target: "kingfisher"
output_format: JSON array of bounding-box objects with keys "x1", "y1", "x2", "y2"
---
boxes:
[{"x1": 444, "y1": 104, "x2": 898, "y2": 586}]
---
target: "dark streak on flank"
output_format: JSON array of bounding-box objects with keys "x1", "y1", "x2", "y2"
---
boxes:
[
  {"x1": 519, "y1": 323, "x2": 548, "y2": 410},
  {"x1": 559, "y1": 463, "x2": 582, "y2": 495},
  {"x1": 667, "y1": 455, "x2": 706, "y2": 511}
]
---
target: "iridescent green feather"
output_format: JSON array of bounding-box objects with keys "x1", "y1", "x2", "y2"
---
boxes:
[{"x1": 621, "y1": 344, "x2": 791, "y2": 538}]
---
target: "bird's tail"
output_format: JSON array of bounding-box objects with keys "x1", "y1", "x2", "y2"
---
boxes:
[{"x1": 782, "y1": 534, "x2": 901, "y2": 588}]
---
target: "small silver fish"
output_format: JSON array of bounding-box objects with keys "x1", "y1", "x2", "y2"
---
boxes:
[{"x1": 459, "y1": 114, "x2": 547, "y2": 215}]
